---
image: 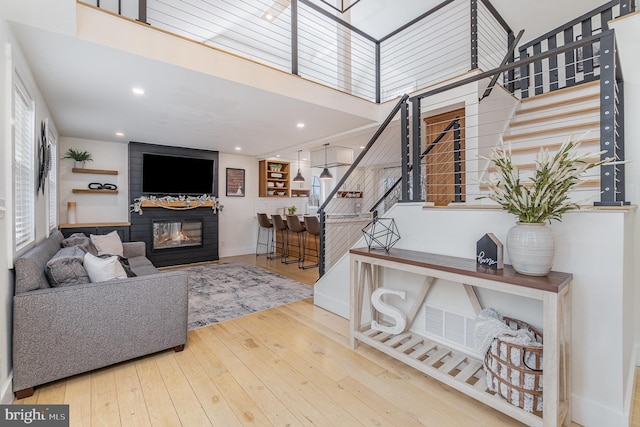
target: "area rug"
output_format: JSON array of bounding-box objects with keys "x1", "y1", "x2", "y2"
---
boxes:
[{"x1": 181, "y1": 261, "x2": 314, "y2": 330}]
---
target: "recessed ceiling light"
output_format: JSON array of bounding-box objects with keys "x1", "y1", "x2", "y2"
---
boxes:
[
  {"x1": 302, "y1": 158, "x2": 307, "y2": 161},
  {"x1": 360, "y1": 146, "x2": 365, "y2": 149},
  {"x1": 265, "y1": 14, "x2": 274, "y2": 20},
  {"x1": 276, "y1": 155, "x2": 281, "y2": 158},
  {"x1": 132, "y1": 87, "x2": 145, "y2": 95},
  {"x1": 235, "y1": 147, "x2": 241, "y2": 151},
  {"x1": 116, "y1": 132, "x2": 124, "y2": 137},
  {"x1": 297, "y1": 123, "x2": 305, "y2": 128}
]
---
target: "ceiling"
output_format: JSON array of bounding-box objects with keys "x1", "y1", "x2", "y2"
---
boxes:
[{"x1": 3, "y1": 0, "x2": 608, "y2": 161}]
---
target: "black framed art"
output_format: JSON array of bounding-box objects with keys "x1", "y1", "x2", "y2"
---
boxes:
[{"x1": 226, "y1": 168, "x2": 245, "y2": 197}]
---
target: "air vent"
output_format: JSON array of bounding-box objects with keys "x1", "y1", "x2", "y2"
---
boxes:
[{"x1": 425, "y1": 304, "x2": 477, "y2": 353}]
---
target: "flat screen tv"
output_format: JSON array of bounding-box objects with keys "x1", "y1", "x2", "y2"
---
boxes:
[{"x1": 142, "y1": 153, "x2": 214, "y2": 195}]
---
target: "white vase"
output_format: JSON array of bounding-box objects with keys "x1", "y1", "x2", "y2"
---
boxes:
[
  {"x1": 74, "y1": 160, "x2": 85, "y2": 169},
  {"x1": 506, "y1": 222, "x2": 555, "y2": 276}
]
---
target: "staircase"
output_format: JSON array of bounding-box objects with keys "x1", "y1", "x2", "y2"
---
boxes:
[{"x1": 486, "y1": 80, "x2": 602, "y2": 203}]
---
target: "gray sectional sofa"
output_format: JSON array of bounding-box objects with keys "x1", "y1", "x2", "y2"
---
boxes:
[{"x1": 12, "y1": 230, "x2": 188, "y2": 398}]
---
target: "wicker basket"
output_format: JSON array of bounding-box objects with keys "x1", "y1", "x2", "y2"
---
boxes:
[{"x1": 483, "y1": 317, "x2": 544, "y2": 413}]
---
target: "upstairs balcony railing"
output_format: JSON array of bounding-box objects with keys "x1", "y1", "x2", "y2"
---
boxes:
[{"x1": 82, "y1": 0, "x2": 514, "y2": 103}]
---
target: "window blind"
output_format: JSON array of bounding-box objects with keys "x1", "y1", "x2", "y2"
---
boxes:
[{"x1": 14, "y1": 81, "x2": 35, "y2": 251}]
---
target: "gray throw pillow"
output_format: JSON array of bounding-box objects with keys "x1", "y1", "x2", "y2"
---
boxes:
[
  {"x1": 61, "y1": 233, "x2": 98, "y2": 256},
  {"x1": 45, "y1": 246, "x2": 90, "y2": 287}
]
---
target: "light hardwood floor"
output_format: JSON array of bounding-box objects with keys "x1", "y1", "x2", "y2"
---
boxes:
[{"x1": 12, "y1": 254, "x2": 633, "y2": 426}]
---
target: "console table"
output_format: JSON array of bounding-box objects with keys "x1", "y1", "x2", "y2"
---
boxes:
[{"x1": 349, "y1": 247, "x2": 572, "y2": 427}]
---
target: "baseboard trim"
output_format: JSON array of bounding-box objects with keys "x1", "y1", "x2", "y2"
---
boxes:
[
  {"x1": 219, "y1": 247, "x2": 255, "y2": 258},
  {"x1": 572, "y1": 393, "x2": 628, "y2": 427},
  {"x1": 313, "y1": 291, "x2": 348, "y2": 319},
  {"x1": 0, "y1": 374, "x2": 13, "y2": 404}
]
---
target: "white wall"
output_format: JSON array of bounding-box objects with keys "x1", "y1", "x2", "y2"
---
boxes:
[
  {"x1": 0, "y1": 5, "x2": 56, "y2": 402},
  {"x1": 218, "y1": 153, "x2": 260, "y2": 257},
  {"x1": 58, "y1": 137, "x2": 129, "y2": 224}
]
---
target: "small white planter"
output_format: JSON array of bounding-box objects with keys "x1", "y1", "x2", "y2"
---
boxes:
[
  {"x1": 506, "y1": 222, "x2": 555, "y2": 276},
  {"x1": 74, "y1": 160, "x2": 85, "y2": 169}
]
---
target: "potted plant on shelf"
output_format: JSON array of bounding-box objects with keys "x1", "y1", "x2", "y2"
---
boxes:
[
  {"x1": 288, "y1": 205, "x2": 297, "y2": 215},
  {"x1": 63, "y1": 148, "x2": 93, "y2": 169},
  {"x1": 478, "y1": 136, "x2": 610, "y2": 276}
]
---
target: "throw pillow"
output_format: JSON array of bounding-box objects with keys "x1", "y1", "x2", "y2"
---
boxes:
[
  {"x1": 61, "y1": 232, "x2": 98, "y2": 256},
  {"x1": 90, "y1": 230, "x2": 124, "y2": 257},
  {"x1": 45, "y1": 246, "x2": 91, "y2": 287},
  {"x1": 83, "y1": 252, "x2": 128, "y2": 283}
]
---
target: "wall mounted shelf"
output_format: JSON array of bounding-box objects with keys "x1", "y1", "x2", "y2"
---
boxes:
[
  {"x1": 72, "y1": 168, "x2": 118, "y2": 175},
  {"x1": 72, "y1": 189, "x2": 118, "y2": 194}
]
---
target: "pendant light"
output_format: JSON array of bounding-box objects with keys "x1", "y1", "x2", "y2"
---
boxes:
[
  {"x1": 319, "y1": 143, "x2": 333, "y2": 180},
  {"x1": 293, "y1": 150, "x2": 305, "y2": 182}
]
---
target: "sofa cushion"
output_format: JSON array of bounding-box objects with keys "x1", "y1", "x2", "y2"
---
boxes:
[
  {"x1": 14, "y1": 231, "x2": 65, "y2": 294},
  {"x1": 90, "y1": 231, "x2": 124, "y2": 257},
  {"x1": 83, "y1": 253, "x2": 128, "y2": 283},
  {"x1": 128, "y1": 256, "x2": 159, "y2": 277},
  {"x1": 61, "y1": 233, "x2": 98, "y2": 256},
  {"x1": 45, "y1": 247, "x2": 90, "y2": 287}
]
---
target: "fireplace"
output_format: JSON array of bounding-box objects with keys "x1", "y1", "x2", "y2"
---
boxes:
[{"x1": 153, "y1": 219, "x2": 203, "y2": 250}]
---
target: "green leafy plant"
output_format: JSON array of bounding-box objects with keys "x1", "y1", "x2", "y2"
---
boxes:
[
  {"x1": 477, "y1": 136, "x2": 611, "y2": 223},
  {"x1": 62, "y1": 148, "x2": 93, "y2": 162},
  {"x1": 288, "y1": 205, "x2": 297, "y2": 215}
]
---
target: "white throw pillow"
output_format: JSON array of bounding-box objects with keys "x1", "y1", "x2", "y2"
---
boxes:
[
  {"x1": 90, "y1": 230, "x2": 124, "y2": 257},
  {"x1": 83, "y1": 253, "x2": 128, "y2": 283}
]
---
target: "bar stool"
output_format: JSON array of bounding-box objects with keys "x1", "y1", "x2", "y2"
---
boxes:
[
  {"x1": 271, "y1": 214, "x2": 288, "y2": 261},
  {"x1": 302, "y1": 215, "x2": 320, "y2": 269},
  {"x1": 286, "y1": 214, "x2": 306, "y2": 268},
  {"x1": 256, "y1": 213, "x2": 274, "y2": 257}
]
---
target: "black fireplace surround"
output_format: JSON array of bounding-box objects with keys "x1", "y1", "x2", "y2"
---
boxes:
[{"x1": 129, "y1": 142, "x2": 219, "y2": 267}]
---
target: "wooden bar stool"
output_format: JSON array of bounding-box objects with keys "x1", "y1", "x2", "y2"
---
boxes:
[
  {"x1": 271, "y1": 214, "x2": 289, "y2": 262},
  {"x1": 302, "y1": 215, "x2": 320, "y2": 269},
  {"x1": 286, "y1": 214, "x2": 306, "y2": 268},
  {"x1": 256, "y1": 213, "x2": 274, "y2": 257}
]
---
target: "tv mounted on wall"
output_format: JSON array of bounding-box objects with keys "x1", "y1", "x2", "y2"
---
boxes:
[{"x1": 142, "y1": 153, "x2": 214, "y2": 195}]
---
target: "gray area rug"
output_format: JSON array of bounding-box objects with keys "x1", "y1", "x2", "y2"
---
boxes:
[{"x1": 182, "y1": 261, "x2": 313, "y2": 330}]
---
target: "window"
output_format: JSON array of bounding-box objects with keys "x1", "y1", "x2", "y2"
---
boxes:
[
  {"x1": 13, "y1": 78, "x2": 35, "y2": 252},
  {"x1": 47, "y1": 125, "x2": 57, "y2": 232}
]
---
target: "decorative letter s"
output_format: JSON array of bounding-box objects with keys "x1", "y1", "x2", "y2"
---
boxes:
[{"x1": 370, "y1": 288, "x2": 407, "y2": 334}]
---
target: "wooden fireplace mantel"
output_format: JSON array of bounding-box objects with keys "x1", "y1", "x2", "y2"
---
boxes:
[{"x1": 139, "y1": 200, "x2": 216, "y2": 208}]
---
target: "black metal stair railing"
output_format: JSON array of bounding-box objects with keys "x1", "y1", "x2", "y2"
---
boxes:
[
  {"x1": 369, "y1": 117, "x2": 462, "y2": 214},
  {"x1": 404, "y1": 30, "x2": 626, "y2": 207}
]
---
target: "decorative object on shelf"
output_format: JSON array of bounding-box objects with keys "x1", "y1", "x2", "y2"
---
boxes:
[
  {"x1": 67, "y1": 202, "x2": 77, "y2": 224},
  {"x1": 226, "y1": 168, "x2": 245, "y2": 197},
  {"x1": 88, "y1": 183, "x2": 117, "y2": 190},
  {"x1": 362, "y1": 212, "x2": 400, "y2": 252},
  {"x1": 293, "y1": 150, "x2": 305, "y2": 182},
  {"x1": 319, "y1": 143, "x2": 333, "y2": 179},
  {"x1": 476, "y1": 233, "x2": 503, "y2": 270},
  {"x1": 288, "y1": 205, "x2": 297, "y2": 215},
  {"x1": 478, "y1": 135, "x2": 612, "y2": 276},
  {"x1": 269, "y1": 163, "x2": 282, "y2": 172},
  {"x1": 62, "y1": 147, "x2": 93, "y2": 169},
  {"x1": 130, "y1": 194, "x2": 223, "y2": 215},
  {"x1": 37, "y1": 119, "x2": 52, "y2": 195}
]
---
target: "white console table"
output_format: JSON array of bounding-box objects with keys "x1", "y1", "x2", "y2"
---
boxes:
[{"x1": 349, "y1": 247, "x2": 572, "y2": 427}]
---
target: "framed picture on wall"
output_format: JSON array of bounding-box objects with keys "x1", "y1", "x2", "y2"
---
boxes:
[{"x1": 226, "y1": 168, "x2": 245, "y2": 197}]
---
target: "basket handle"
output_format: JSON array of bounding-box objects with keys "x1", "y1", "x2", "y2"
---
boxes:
[{"x1": 522, "y1": 350, "x2": 543, "y2": 372}]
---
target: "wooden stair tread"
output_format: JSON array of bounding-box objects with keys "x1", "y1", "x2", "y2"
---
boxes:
[
  {"x1": 520, "y1": 80, "x2": 599, "y2": 104},
  {"x1": 508, "y1": 138, "x2": 599, "y2": 155},
  {"x1": 503, "y1": 121, "x2": 600, "y2": 141},
  {"x1": 517, "y1": 92, "x2": 599, "y2": 116},
  {"x1": 488, "y1": 157, "x2": 598, "y2": 172},
  {"x1": 511, "y1": 106, "x2": 600, "y2": 127}
]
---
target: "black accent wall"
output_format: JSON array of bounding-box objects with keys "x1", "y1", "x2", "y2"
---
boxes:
[{"x1": 129, "y1": 142, "x2": 219, "y2": 267}]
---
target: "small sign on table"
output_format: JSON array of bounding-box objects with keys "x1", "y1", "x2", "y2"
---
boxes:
[{"x1": 476, "y1": 233, "x2": 503, "y2": 269}]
